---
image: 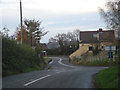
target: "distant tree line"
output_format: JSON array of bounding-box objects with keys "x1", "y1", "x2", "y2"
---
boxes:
[{"x1": 46, "y1": 29, "x2": 80, "y2": 55}]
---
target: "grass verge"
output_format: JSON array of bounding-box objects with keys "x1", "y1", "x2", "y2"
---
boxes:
[
  {"x1": 70, "y1": 51, "x2": 118, "y2": 66},
  {"x1": 94, "y1": 66, "x2": 118, "y2": 88},
  {"x1": 43, "y1": 57, "x2": 52, "y2": 64}
]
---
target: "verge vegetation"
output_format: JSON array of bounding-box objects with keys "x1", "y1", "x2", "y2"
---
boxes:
[
  {"x1": 2, "y1": 37, "x2": 47, "y2": 76},
  {"x1": 70, "y1": 51, "x2": 118, "y2": 66},
  {"x1": 94, "y1": 66, "x2": 118, "y2": 88},
  {"x1": 43, "y1": 57, "x2": 52, "y2": 64}
]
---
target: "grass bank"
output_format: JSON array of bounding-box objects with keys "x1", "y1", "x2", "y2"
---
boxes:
[
  {"x1": 70, "y1": 51, "x2": 118, "y2": 66},
  {"x1": 94, "y1": 66, "x2": 118, "y2": 88}
]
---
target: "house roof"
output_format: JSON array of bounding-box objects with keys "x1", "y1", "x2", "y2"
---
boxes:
[{"x1": 80, "y1": 29, "x2": 115, "y2": 43}]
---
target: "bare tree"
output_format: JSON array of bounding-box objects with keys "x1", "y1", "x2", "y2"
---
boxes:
[
  {"x1": 99, "y1": 0, "x2": 120, "y2": 39},
  {"x1": 1, "y1": 27, "x2": 9, "y2": 37},
  {"x1": 48, "y1": 31, "x2": 80, "y2": 55},
  {"x1": 49, "y1": 37, "x2": 57, "y2": 43},
  {"x1": 73, "y1": 29, "x2": 80, "y2": 41}
]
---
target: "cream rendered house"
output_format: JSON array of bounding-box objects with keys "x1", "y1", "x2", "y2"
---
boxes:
[{"x1": 70, "y1": 28, "x2": 117, "y2": 59}]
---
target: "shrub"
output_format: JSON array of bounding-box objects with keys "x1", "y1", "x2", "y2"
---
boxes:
[{"x1": 2, "y1": 37, "x2": 45, "y2": 76}]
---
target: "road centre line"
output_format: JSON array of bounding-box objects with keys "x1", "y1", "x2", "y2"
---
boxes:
[
  {"x1": 24, "y1": 75, "x2": 51, "y2": 87},
  {"x1": 24, "y1": 58, "x2": 74, "y2": 87},
  {"x1": 58, "y1": 58, "x2": 75, "y2": 68}
]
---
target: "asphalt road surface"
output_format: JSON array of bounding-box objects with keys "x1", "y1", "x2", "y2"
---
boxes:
[{"x1": 3, "y1": 56, "x2": 108, "y2": 88}]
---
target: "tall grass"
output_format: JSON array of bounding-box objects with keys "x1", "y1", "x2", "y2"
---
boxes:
[{"x1": 71, "y1": 51, "x2": 118, "y2": 66}]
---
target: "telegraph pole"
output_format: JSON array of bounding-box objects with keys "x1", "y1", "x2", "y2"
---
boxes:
[{"x1": 20, "y1": 0, "x2": 23, "y2": 44}]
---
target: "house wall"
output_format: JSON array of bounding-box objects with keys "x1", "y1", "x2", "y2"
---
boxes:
[
  {"x1": 80, "y1": 42, "x2": 116, "y2": 51},
  {"x1": 69, "y1": 43, "x2": 93, "y2": 59},
  {"x1": 70, "y1": 29, "x2": 117, "y2": 60},
  {"x1": 100, "y1": 42, "x2": 116, "y2": 51},
  {"x1": 79, "y1": 43, "x2": 93, "y2": 53},
  {"x1": 79, "y1": 43, "x2": 92, "y2": 47},
  {"x1": 69, "y1": 41, "x2": 116, "y2": 59}
]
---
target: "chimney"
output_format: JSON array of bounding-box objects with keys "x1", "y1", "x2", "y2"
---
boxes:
[{"x1": 99, "y1": 28, "x2": 103, "y2": 32}]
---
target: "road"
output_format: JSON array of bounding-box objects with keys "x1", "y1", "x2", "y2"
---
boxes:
[{"x1": 3, "y1": 56, "x2": 107, "y2": 88}]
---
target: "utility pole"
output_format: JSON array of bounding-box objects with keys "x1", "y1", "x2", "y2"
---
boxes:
[{"x1": 20, "y1": 0, "x2": 23, "y2": 44}]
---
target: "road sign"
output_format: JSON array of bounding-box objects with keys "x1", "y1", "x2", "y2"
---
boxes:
[
  {"x1": 111, "y1": 46, "x2": 116, "y2": 51},
  {"x1": 105, "y1": 46, "x2": 116, "y2": 51},
  {"x1": 105, "y1": 46, "x2": 110, "y2": 51}
]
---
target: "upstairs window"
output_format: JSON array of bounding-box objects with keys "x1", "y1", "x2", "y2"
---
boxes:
[{"x1": 93, "y1": 34, "x2": 97, "y2": 38}]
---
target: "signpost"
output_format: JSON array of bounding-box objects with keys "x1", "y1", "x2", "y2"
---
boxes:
[
  {"x1": 105, "y1": 46, "x2": 116, "y2": 51},
  {"x1": 108, "y1": 52, "x2": 113, "y2": 59},
  {"x1": 105, "y1": 46, "x2": 110, "y2": 51},
  {"x1": 105, "y1": 46, "x2": 116, "y2": 67}
]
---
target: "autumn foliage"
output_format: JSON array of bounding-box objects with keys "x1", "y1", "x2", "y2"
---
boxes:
[{"x1": 16, "y1": 26, "x2": 30, "y2": 44}]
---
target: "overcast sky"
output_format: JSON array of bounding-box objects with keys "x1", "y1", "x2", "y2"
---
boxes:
[{"x1": 1, "y1": 0, "x2": 107, "y2": 43}]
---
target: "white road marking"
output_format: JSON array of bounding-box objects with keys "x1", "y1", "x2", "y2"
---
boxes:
[
  {"x1": 49, "y1": 60, "x2": 54, "y2": 64},
  {"x1": 24, "y1": 75, "x2": 51, "y2": 87},
  {"x1": 58, "y1": 58, "x2": 75, "y2": 68},
  {"x1": 56, "y1": 71, "x2": 65, "y2": 74},
  {"x1": 56, "y1": 72, "x2": 60, "y2": 74}
]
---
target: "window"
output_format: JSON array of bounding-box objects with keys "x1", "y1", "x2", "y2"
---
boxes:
[
  {"x1": 89, "y1": 47, "x2": 92, "y2": 51},
  {"x1": 93, "y1": 34, "x2": 97, "y2": 38}
]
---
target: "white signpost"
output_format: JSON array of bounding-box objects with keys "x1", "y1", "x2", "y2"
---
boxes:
[
  {"x1": 105, "y1": 46, "x2": 116, "y2": 51},
  {"x1": 111, "y1": 46, "x2": 116, "y2": 51},
  {"x1": 105, "y1": 46, "x2": 110, "y2": 51}
]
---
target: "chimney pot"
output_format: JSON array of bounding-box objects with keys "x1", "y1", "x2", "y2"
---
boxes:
[{"x1": 99, "y1": 28, "x2": 102, "y2": 32}]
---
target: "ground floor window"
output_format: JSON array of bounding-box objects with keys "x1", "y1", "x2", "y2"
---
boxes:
[{"x1": 89, "y1": 46, "x2": 92, "y2": 51}]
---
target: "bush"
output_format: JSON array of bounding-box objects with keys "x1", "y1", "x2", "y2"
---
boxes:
[
  {"x1": 2, "y1": 37, "x2": 45, "y2": 76},
  {"x1": 35, "y1": 45, "x2": 43, "y2": 60}
]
